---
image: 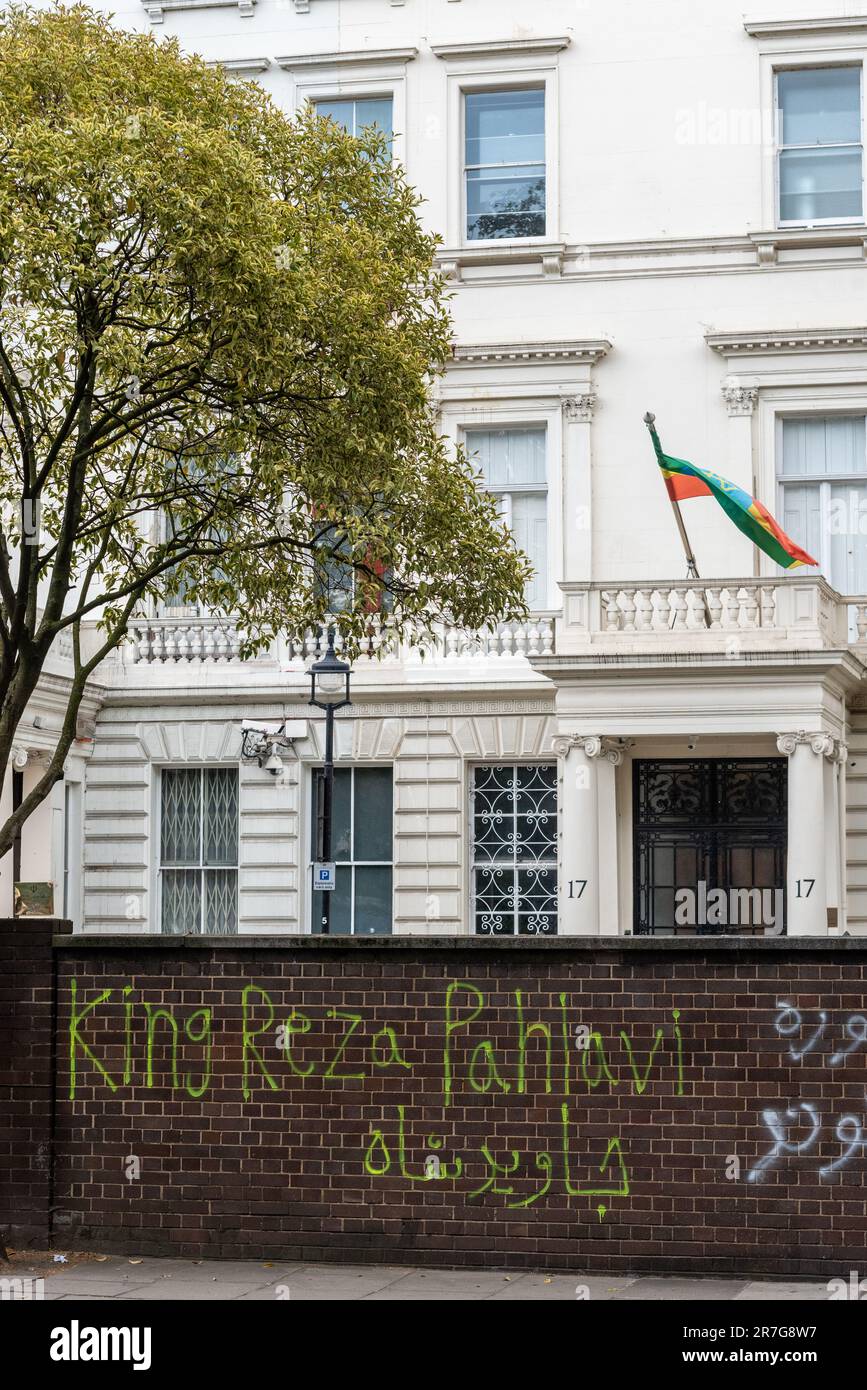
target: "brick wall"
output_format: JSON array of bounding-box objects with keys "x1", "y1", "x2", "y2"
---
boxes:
[
  {"x1": 0, "y1": 918, "x2": 67, "y2": 1245},
  {"x1": 5, "y1": 927, "x2": 867, "y2": 1275}
]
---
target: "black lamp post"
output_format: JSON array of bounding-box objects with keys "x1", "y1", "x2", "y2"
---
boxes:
[{"x1": 308, "y1": 628, "x2": 352, "y2": 934}]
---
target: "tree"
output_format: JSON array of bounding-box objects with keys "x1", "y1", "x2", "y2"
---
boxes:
[{"x1": 0, "y1": 4, "x2": 530, "y2": 862}]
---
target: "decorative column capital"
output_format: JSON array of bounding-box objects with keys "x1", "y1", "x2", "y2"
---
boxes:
[
  {"x1": 554, "y1": 734, "x2": 623, "y2": 765},
  {"x1": 562, "y1": 392, "x2": 598, "y2": 423},
  {"x1": 722, "y1": 383, "x2": 758, "y2": 418},
  {"x1": 776, "y1": 730, "x2": 842, "y2": 759}
]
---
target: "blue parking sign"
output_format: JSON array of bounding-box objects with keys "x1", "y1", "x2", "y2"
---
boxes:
[{"x1": 313, "y1": 862, "x2": 336, "y2": 891}]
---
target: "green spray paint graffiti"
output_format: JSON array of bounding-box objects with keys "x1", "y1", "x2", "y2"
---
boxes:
[{"x1": 65, "y1": 976, "x2": 686, "y2": 1217}]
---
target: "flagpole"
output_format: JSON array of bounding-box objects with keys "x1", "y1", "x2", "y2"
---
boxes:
[
  {"x1": 644, "y1": 410, "x2": 712, "y2": 629},
  {"x1": 644, "y1": 411, "x2": 701, "y2": 579}
]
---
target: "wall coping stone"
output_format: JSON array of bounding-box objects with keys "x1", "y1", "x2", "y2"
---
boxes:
[{"x1": 51, "y1": 931, "x2": 867, "y2": 953}]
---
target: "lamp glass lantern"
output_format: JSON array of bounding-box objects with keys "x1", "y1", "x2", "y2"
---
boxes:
[{"x1": 309, "y1": 633, "x2": 352, "y2": 710}]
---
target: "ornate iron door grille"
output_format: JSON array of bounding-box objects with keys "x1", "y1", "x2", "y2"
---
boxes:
[{"x1": 633, "y1": 758, "x2": 787, "y2": 936}]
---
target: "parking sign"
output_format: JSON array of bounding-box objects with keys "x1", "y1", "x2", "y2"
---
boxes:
[{"x1": 313, "y1": 862, "x2": 336, "y2": 892}]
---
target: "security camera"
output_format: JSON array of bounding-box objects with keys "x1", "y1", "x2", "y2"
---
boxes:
[{"x1": 262, "y1": 747, "x2": 284, "y2": 776}]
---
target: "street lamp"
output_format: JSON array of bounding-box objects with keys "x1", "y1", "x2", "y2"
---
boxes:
[{"x1": 308, "y1": 628, "x2": 352, "y2": 934}]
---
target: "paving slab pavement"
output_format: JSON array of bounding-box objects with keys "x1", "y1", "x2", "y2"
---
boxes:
[{"x1": 15, "y1": 1256, "x2": 840, "y2": 1301}]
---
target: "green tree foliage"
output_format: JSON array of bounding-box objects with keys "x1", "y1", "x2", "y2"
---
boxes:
[{"x1": 0, "y1": 5, "x2": 530, "y2": 856}]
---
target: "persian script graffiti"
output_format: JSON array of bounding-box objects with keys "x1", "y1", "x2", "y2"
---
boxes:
[{"x1": 748, "y1": 1001, "x2": 867, "y2": 1183}]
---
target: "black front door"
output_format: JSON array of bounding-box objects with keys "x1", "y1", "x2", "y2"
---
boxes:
[{"x1": 633, "y1": 758, "x2": 787, "y2": 935}]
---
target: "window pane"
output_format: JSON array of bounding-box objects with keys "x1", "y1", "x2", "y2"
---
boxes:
[
  {"x1": 465, "y1": 89, "x2": 544, "y2": 166},
  {"x1": 515, "y1": 764, "x2": 557, "y2": 860},
  {"x1": 511, "y1": 492, "x2": 548, "y2": 609},
  {"x1": 466, "y1": 427, "x2": 547, "y2": 488},
  {"x1": 203, "y1": 768, "x2": 238, "y2": 866},
  {"x1": 779, "y1": 67, "x2": 861, "y2": 146},
  {"x1": 332, "y1": 768, "x2": 352, "y2": 861},
  {"x1": 475, "y1": 865, "x2": 515, "y2": 935},
  {"x1": 205, "y1": 869, "x2": 238, "y2": 934},
  {"x1": 313, "y1": 865, "x2": 352, "y2": 935},
  {"x1": 831, "y1": 484, "x2": 867, "y2": 594},
  {"x1": 353, "y1": 866, "x2": 392, "y2": 935},
  {"x1": 779, "y1": 146, "x2": 863, "y2": 221},
  {"x1": 161, "y1": 768, "x2": 200, "y2": 865},
  {"x1": 162, "y1": 869, "x2": 201, "y2": 934},
  {"x1": 473, "y1": 765, "x2": 517, "y2": 862},
  {"x1": 517, "y1": 865, "x2": 557, "y2": 935},
  {"x1": 314, "y1": 98, "x2": 355, "y2": 130},
  {"x1": 354, "y1": 767, "x2": 393, "y2": 861},
  {"x1": 782, "y1": 416, "x2": 866, "y2": 476},
  {"x1": 466, "y1": 167, "x2": 546, "y2": 240},
  {"x1": 354, "y1": 97, "x2": 393, "y2": 136},
  {"x1": 781, "y1": 484, "x2": 822, "y2": 573}
]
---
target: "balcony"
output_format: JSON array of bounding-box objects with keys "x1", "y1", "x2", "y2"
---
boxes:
[
  {"x1": 103, "y1": 577, "x2": 867, "y2": 692},
  {"x1": 556, "y1": 576, "x2": 866, "y2": 655}
]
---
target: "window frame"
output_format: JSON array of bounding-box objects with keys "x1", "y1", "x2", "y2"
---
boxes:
[
  {"x1": 310, "y1": 93, "x2": 395, "y2": 147},
  {"x1": 774, "y1": 61, "x2": 865, "y2": 228},
  {"x1": 157, "y1": 764, "x2": 240, "y2": 936},
  {"x1": 307, "y1": 763, "x2": 394, "y2": 936},
  {"x1": 289, "y1": 56, "x2": 412, "y2": 171},
  {"x1": 469, "y1": 761, "x2": 559, "y2": 937},
  {"x1": 462, "y1": 422, "x2": 551, "y2": 611},
  {"x1": 775, "y1": 411, "x2": 867, "y2": 591},
  {"x1": 462, "y1": 85, "x2": 547, "y2": 245},
  {"x1": 444, "y1": 57, "x2": 560, "y2": 249}
]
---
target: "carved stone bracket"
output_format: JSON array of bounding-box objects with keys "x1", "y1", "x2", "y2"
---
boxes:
[
  {"x1": 722, "y1": 384, "x2": 758, "y2": 418},
  {"x1": 562, "y1": 392, "x2": 598, "y2": 423}
]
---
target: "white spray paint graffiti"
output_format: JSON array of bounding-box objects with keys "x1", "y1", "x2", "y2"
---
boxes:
[{"x1": 747, "y1": 1002, "x2": 867, "y2": 1182}]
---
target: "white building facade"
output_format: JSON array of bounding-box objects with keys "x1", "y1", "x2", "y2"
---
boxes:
[{"x1": 6, "y1": 0, "x2": 867, "y2": 938}]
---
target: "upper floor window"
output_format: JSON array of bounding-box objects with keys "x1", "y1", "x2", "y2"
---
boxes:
[
  {"x1": 160, "y1": 767, "x2": 238, "y2": 934},
  {"x1": 464, "y1": 88, "x2": 545, "y2": 241},
  {"x1": 465, "y1": 426, "x2": 548, "y2": 609},
  {"x1": 778, "y1": 414, "x2": 867, "y2": 596},
  {"x1": 776, "y1": 66, "x2": 864, "y2": 225},
  {"x1": 314, "y1": 96, "x2": 393, "y2": 147}
]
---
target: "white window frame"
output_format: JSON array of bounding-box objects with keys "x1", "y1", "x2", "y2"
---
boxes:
[
  {"x1": 284, "y1": 50, "x2": 414, "y2": 172},
  {"x1": 774, "y1": 410, "x2": 867, "y2": 584},
  {"x1": 462, "y1": 421, "x2": 552, "y2": 612},
  {"x1": 445, "y1": 404, "x2": 562, "y2": 611},
  {"x1": 775, "y1": 62, "x2": 865, "y2": 228},
  {"x1": 157, "y1": 765, "x2": 239, "y2": 935},
  {"x1": 469, "y1": 761, "x2": 558, "y2": 937},
  {"x1": 461, "y1": 85, "x2": 547, "y2": 246},
  {"x1": 443, "y1": 56, "x2": 560, "y2": 249},
  {"x1": 755, "y1": 36, "x2": 867, "y2": 230},
  {"x1": 754, "y1": 383, "x2": 867, "y2": 580},
  {"x1": 306, "y1": 763, "x2": 394, "y2": 936}
]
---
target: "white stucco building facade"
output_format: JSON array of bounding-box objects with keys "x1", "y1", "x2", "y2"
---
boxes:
[{"x1": 6, "y1": 0, "x2": 867, "y2": 938}]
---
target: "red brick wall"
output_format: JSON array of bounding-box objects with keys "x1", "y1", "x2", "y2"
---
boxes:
[{"x1": 5, "y1": 928, "x2": 867, "y2": 1275}]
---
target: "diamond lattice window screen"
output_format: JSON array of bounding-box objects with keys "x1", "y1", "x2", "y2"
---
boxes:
[{"x1": 160, "y1": 768, "x2": 238, "y2": 934}]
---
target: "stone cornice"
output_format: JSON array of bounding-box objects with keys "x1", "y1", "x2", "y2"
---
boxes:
[
  {"x1": 451, "y1": 340, "x2": 612, "y2": 367},
  {"x1": 142, "y1": 0, "x2": 253, "y2": 23},
  {"x1": 207, "y1": 57, "x2": 270, "y2": 75},
  {"x1": 430, "y1": 36, "x2": 571, "y2": 61},
  {"x1": 744, "y1": 15, "x2": 867, "y2": 38},
  {"x1": 276, "y1": 47, "x2": 418, "y2": 71},
  {"x1": 707, "y1": 328, "x2": 867, "y2": 357}
]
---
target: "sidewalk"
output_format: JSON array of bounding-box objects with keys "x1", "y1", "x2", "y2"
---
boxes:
[{"x1": 15, "y1": 1256, "x2": 836, "y2": 1301}]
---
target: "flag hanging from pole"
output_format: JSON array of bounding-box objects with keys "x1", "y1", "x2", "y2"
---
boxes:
[{"x1": 646, "y1": 426, "x2": 818, "y2": 571}]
